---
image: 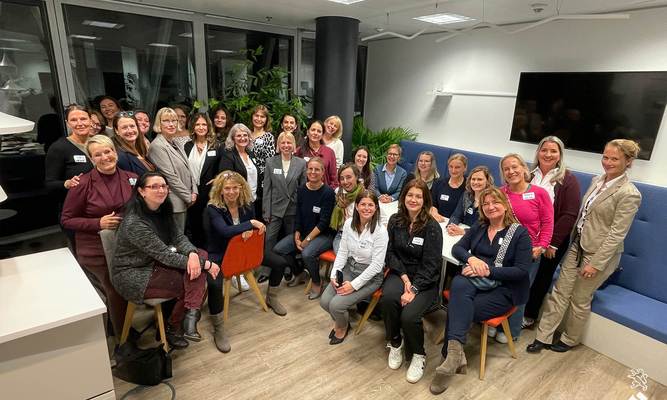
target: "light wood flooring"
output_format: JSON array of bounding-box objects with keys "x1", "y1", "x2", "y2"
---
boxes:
[{"x1": 113, "y1": 282, "x2": 667, "y2": 399}]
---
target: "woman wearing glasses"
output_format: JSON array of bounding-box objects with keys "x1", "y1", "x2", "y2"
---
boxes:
[
  {"x1": 373, "y1": 144, "x2": 407, "y2": 203},
  {"x1": 113, "y1": 112, "x2": 155, "y2": 176},
  {"x1": 89, "y1": 110, "x2": 106, "y2": 136}
]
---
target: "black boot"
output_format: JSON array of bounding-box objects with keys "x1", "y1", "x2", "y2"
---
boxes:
[
  {"x1": 165, "y1": 325, "x2": 189, "y2": 349},
  {"x1": 183, "y1": 309, "x2": 202, "y2": 342}
]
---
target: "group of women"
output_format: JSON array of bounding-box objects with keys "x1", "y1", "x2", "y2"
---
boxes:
[{"x1": 47, "y1": 101, "x2": 642, "y2": 392}]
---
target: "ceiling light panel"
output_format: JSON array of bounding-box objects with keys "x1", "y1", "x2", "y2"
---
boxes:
[
  {"x1": 327, "y1": 0, "x2": 365, "y2": 5},
  {"x1": 70, "y1": 34, "x2": 101, "y2": 40},
  {"x1": 82, "y1": 20, "x2": 124, "y2": 29},
  {"x1": 148, "y1": 43, "x2": 176, "y2": 48},
  {"x1": 414, "y1": 13, "x2": 475, "y2": 25}
]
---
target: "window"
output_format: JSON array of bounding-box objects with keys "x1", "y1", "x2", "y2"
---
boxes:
[{"x1": 299, "y1": 37, "x2": 315, "y2": 117}]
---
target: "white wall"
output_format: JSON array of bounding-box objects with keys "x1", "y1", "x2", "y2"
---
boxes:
[{"x1": 364, "y1": 7, "x2": 667, "y2": 186}]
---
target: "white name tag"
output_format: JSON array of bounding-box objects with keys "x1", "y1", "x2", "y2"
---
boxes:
[
  {"x1": 522, "y1": 192, "x2": 536, "y2": 200},
  {"x1": 255, "y1": 138, "x2": 264, "y2": 145},
  {"x1": 440, "y1": 194, "x2": 449, "y2": 201},
  {"x1": 304, "y1": 157, "x2": 311, "y2": 162},
  {"x1": 273, "y1": 168, "x2": 282, "y2": 175},
  {"x1": 207, "y1": 150, "x2": 217, "y2": 156},
  {"x1": 498, "y1": 237, "x2": 504, "y2": 245},
  {"x1": 128, "y1": 177, "x2": 137, "y2": 186},
  {"x1": 412, "y1": 237, "x2": 424, "y2": 246},
  {"x1": 359, "y1": 240, "x2": 371, "y2": 249},
  {"x1": 466, "y1": 207, "x2": 474, "y2": 215},
  {"x1": 312, "y1": 206, "x2": 321, "y2": 213},
  {"x1": 73, "y1": 155, "x2": 86, "y2": 163}
]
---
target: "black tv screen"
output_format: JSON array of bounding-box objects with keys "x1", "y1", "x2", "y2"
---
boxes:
[{"x1": 509, "y1": 71, "x2": 667, "y2": 160}]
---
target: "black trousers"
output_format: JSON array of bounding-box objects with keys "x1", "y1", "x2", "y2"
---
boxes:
[
  {"x1": 524, "y1": 240, "x2": 569, "y2": 320},
  {"x1": 441, "y1": 275, "x2": 513, "y2": 357},
  {"x1": 380, "y1": 273, "x2": 438, "y2": 357},
  {"x1": 207, "y1": 271, "x2": 225, "y2": 315},
  {"x1": 263, "y1": 214, "x2": 297, "y2": 287},
  {"x1": 186, "y1": 184, "x2": 210, "y2": 249}
]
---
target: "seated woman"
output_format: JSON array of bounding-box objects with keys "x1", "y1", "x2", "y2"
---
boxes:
[
  {"x1": 273, "y1": 157, "x2": 335, "y2": 299},
  {"x1": 429, "y1": 187, "x2": 532, "y2": 395},
  {"x1": 113, "y1": 112, "x2": 155, "y2": 176},
  {"x1": 61, "y1": 134, "x2": 136, "y2": 337},
  {"x1": 353, "y1": 146, "x2": 375, "y2": 192},
  {"x1": 111, "y1": 172, "x2": 219, "y2": 349},
  {"x1": 380, "y1": 179, "x2": 443, "y2": 384},
  {"x1": 373, "y1": 144, "x2": 407, "y2": 203},
  {"x1": 331, "y1": 163, "x2": 363, "y2": 253},
  {"x1": 406, "y1": 150, "x2": 440, "y2": 189},
  {"x1": 430, "y1": 153, "x2": 467, "y2": 222},
  {"x1": 207, "y1": 171, "x2": 266, "y2": 351},
  {"x1": 446, "y1": 165, "x2": 495, "y2": 235},
  {"x1": 320, "y1": 190, "x2": 388, "y2": 345}
]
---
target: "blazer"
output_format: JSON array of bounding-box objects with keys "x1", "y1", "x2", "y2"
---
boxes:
[
  {"x1": 374, "y1": 164, "x2": 407, "y2": 201},
  {"x1": 550, "y1": 170, "x2": 581, "y2": 249},
  {"x1": 148, "y1": 134, "x2": 198, "y2": 213},
  {"x1": 576, "y1": 174, "x2": 641, "y2": 271},
  {"x1": 206, "y1": 204, "x2": 255, "y2": 263},
  {"x1": 116, "y1": 147, "x2": 151, "y2": 177},
  {"x1": 219, "y1": 147, "x2": 261, "y2": 197},
  {"x1": 184, "y1": 141, "x2": 222, "y2": 188},
  {"x1": 453, "y1": 223, "x2": 533, "y2": 305},
  {"x1": 262, "y1": 155, "x2": 307, "y2": 221},
  {"x1": 61, "y1": 168, "x2": 137, "y2": 264}
]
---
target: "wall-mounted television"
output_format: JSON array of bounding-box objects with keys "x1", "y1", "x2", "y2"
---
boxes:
[{"x1": 509, "y1": 71, "x2": 667, "y2": 160}]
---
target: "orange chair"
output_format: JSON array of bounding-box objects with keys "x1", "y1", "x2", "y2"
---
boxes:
[
  {"x1": 221, "y1": 231, "x2": 269, "y2": 321},
  {"x1": 305, "y1": 249, "x2": 337, "y2": 294},
  {"x1": 442, "y1": 290, "x2": 518, "y2": 380},
  {"x1": 354, "y1": 268, "x2": 389, "y2": 335}
]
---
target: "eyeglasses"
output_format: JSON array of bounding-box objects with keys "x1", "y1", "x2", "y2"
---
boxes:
[
  {"x1": 117, "y1": 111, "x2": 135, "y2": 118},
  {"x1": 161, "y1": 119, "x2": 178, "y2": 125},
  {"x1": 91, "y1": 123, "x2": 101, "y2": 128},
  {"x1": 145, "y1": 184, "x2": 169, "y2": 191},
  {"x1": 387, "y1": 153, "x2": 400, "y2": 157}
]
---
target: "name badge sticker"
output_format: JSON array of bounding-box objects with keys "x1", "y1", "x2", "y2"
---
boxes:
[
  {"x1": 312, "y1": 206, "x2": 321, "y2": 214},
  {"x1": 522, "y1": 192, "x2": 536, "y2": 200},
  {"x1": 412, "y1": 237, "x2": 424, "y2": 246},
  {"x1": 255, "y1": 138, "x2": 264, "y2": 145},
  {"x1": 273, "y1": 168, "x2": 282, "y2": 175},
  {"x1": 304, "y1": 157, "x2": 311, "y2": 162},
  {"x1": 440, "y1": 194, "x2": 449, "y2": 201},
  {"x1": 207, "y1": 150, "x2": 217, "y2": 156},
  {"x1": 73, "y1": 155, "x2": 86, "y2": 163},
  {"x1": 359, "y1": 240, "x2": 371, "y2": 249},
  {"x1": 498, "y1": 237, "x2": 504, "y2": 245},
  {"x1": 128, "y1": 177, "x2": 137, "y2": 186},
  {"x1": 466, "y1": 207, "x2": 474, "y2": 215}
]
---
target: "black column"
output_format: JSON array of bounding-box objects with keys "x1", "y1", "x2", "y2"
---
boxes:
[{"x1": 314, "y1": 16, "x2": 359, "y2": 163}]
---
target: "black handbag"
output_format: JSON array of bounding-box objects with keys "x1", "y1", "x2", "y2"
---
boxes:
[{"x1": 113, "y1": 342, "x2": 172, "y2": 386}]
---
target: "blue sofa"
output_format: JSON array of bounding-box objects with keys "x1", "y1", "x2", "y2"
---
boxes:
[{"x1": 399, "y1": 139, "x2": 667, "y2": 345}]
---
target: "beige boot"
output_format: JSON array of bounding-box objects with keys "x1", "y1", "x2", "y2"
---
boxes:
[
  {"x1": 266, "y1": 285, "x2": 287, "y2": 316},
  {"x1": 210, "y1": 313, "x2": 231, "y2": 353},
  {"x1": 430, "y1": 340, "x2": 467, "y2": 395}
]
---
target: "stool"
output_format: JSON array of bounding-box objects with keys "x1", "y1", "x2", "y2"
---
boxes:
[
  {"x1": 305, "y1": 250, "x2": 336, "y2": 294},
  {"x1": 119, "y1": 298, "x2": 171, "y2": 352}
]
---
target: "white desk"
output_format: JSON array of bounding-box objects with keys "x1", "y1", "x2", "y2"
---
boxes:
[{"x1": 0, "y1": 248, "x2": 114, "y2": 399}]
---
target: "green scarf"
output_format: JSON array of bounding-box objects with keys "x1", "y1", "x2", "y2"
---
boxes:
[{"x1": 330, "y1": 184, "x2": 363, "y2": 230}]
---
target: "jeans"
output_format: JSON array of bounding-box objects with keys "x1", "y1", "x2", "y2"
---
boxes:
[
  {"x1": 273, "y1": 232, "x2": 333, "y2": 285},
  {"x1": 508, "y1": 257, "x2": 541, "y2": 338}
]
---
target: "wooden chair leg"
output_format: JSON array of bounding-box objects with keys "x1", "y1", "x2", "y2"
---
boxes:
[
  {"x1": 223, "y1": 278, "x2": 232, "y2": 322},
  {"x1": 244, "y1": 272, "x2": 269, "y2": 312},
  {"x1": 480, "y1": 323, "x2": 489, "y2": 380},
  {"x1": 154, "y1": 304, "x2": 169, "y2": 352},
  {"x1": 501, "y1": 319, "x2": 517, "y2": 358},
  {"x1": 304, "y1": 278, "x2": 312, "y2": 294},
  {"x1": 355, "y1": 295, "x2": 380, "y2": 335},
  {"x1": 235, "y1": 275, "x2": 243, "y2": 293},
  {"x1": 119, "y1": 302, "x2": 136, "y2": 344}
]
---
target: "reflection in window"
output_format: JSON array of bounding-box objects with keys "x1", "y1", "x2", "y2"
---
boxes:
[
  {"x1": 63, "y1": 5, "x2": 196, "y2": 114},
  {"x1": 300, "y1": 38, "x2": 314, "y2": 117}
]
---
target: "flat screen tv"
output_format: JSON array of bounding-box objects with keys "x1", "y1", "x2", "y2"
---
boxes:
[{"x1": 509, "y1": 71, "x2": 667, "y2": 160}]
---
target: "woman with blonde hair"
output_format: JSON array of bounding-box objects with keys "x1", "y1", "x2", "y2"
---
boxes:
[
  {"x1": 407, "y1": 151, "x2": 440, "y2": 189},
  {"x1": 206, "y1": 171, "x2": 266, "y2": 352},
  {"x1": 430, "y1": 153, "x2": 467, "y2": 222},
  {"x1": 323, "y1": 115, "x2": 344, "y2": 168}
]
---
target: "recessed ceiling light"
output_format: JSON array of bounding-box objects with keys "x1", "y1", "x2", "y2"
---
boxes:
[
  {"x1": 0, "y1": 47, "x2": 22, "y2": 51},
  {"x1": 414, "y1": 13, "x2": 475, "y2": 25},
  {"x1": 70, "y1": 34, "x2": 101, "y2": 40},
  {"x1": 327, "y1": 0, "x2": 365, "y2": 5},
  {"x1": 82, "y1": 20, "x2": 124, "y2": 29},
  {"x1": 178, "y1": 33, "x2": 214, "y2": 39},
  {"x1": 0, "y1": 38, "x2": 29, "y2": 43},
  {"x1": 212, "y1": 49, "x2": 235, "y2": 54},
  {"x1": 148, "y1": 43, "x2": 176, "y2": 48}
]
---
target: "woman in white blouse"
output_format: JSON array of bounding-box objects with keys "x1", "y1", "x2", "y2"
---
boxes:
[
  {"x1": 323, "y1": 115, "x2": 344, "y2": 168},
  {"x1": 320, "y1": 190, "x2": 388, "y2": 345}
]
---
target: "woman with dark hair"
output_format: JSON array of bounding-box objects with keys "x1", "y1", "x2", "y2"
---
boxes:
[
  {"x1": 280, "y1": 113, "x2": 300, "y2": 138},
  {"x1": 99, "y1": 96, "x2": 121, "y2": 133},
  {"x1": 172, "y1": 104, "x2": 192, "y2": 149},
  {"x1": 330, "y1": 163, "x2": 363, "y2": 253},
  {"x1": 184, "y1": 113, "x2": 221, "y2": 248},
  {"x1": 295, "y1": 120, "x2": 338, "y2": 188},
  {"x1": 112, "y1": 112, "x2": 155, "y2": 176},
  {"x1": 89, "y1": 109, "x2": 107, "y2": 136},
  {"x1": 61, "y1": 135, "x2": 136, "y2": 336},
  {"x1": 210, "y1": 104, "x2": 233, "y2": 142},
  {"x1": 111, "y1": 171, "x2": 219, "y2": 349},
  {"x1": 429, "y1": 187, "x2": 532, "y2": 395},
  {"x1": 249, "y1": 104, "x2": 275, "y2": 178},
  {"x1": 381, "y1": 179, "x2": 443, "y2": 383},
  {"x1": 320, "y1": 190, "x2": 388, "y2": 345},
  {"x1": 206, "y1": 171, "x2": 265, "y2": 351},
  {"x1": 134, "y1": 109, "x2": 153, "y2": 143},
  {"x1": 353, "y1": 146, "x2": 375, "y2": 192}
]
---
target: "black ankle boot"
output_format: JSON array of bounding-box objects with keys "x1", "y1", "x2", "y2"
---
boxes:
[
  {"x1": 183, "y1": 309, "x2": 201, "y2": 342},
  {"x1": 165, "y1": 325, "x2": 188, "y2": 349}
]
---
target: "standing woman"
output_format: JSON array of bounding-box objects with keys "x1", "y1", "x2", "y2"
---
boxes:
[
  {"x1": 353, "y1": 146, "x2": 375, "y2": 192},
  {"x1": 273, "y1": 157, "x2": 335, "y2": 299},
  {"x1": 99, "y1": 96, "x2": 121, "y2": 133},
  {"x1": 296, "y1": 120, "x2": 338, "y2": 188},
  {"x1": 499, "y1": 153, "x2": 553, "y2": 343},
  {"x1": 184, "y1": 113, "x2": 221, "y2": 249},
  {"x1": 211, "y1": 104, "x2": 233, "y2": 142},
  {"x1": 219, "y1": 124, "x2": 260, "y2": 214},
  {"x1": 373, "y1": 144, "x2": 407, "y2": 203},
  {"x1": 522, "y1": 136, "x2": 580, "y2": 329},
  {"x1": 249, "y1": 104, "x2": 275, "y2": 180},
  {"x1": 61, "y1": 135, "x2": 136, "y2": 336},
  {"x1": 206, "y1": 171, "x2": 266, "y2": 351},
  {"x1": 148, "y1": 107, "x2": 198, "y2": 233},
  {"x1": 320, "y1": 190, "x2": 388, "y2": 345},
  {"x1": 171, "y1": 104, "x2": 192, "y2": 149},
  {"x1": 323, "y1": 115, "x2": 344, "y2": 168},
  {"x1": 407, "y1": 151, "x2": 440, "y2": 189},
  {"x1": 381, "y1": 179, "x2": 443, "y2": 384},
  {"x1": 330, "y1": 163, "x2": 363, "y2": 253},
  {"x1": 89, "y1": 110, "x2": 107, "y2": 136},
  {"x1": 280, "y1": 113, "x2": 301, "y2": 144},
  {"x1": 113, "y1": 112, "x2": 155, "y2": 176},
  {"x1": 528, "y1": 139, "x2": 641, "y2": 354},
  {"x1": 430, "y1": 153, "x2": 467, "y2": 222},
  {"x1": 447, "y1": 166, "x2": 495, "y2": 235},
  {"x1": 134, "y1": 109, "x2": 153, "y2": 143}
]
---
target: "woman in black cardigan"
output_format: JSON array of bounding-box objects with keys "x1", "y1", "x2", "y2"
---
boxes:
[
  {"x1": 429, "y1": 187, "x2": 532, "y2": 395},
  {"x1": 380, "y1": 179, "x2": 443, "y2": 384}
]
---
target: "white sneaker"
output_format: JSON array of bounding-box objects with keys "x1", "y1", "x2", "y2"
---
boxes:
[
  {"x1": 387, "y1": 341, "x2": 404, "y2": 370},
  {"x1": 495, "y1": 331, "x2": 508, "y2": 344},
  {"x1": 406, "y1": 354, "x2": 426, "y2": 383},
  {"x1": 232, "y1": 275, "x2": 250, "y2": 291},
  {"x1": 487, "y1": 326, "x2": 497, "y2": 338}
]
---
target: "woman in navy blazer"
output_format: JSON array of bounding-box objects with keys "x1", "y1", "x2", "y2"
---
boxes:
[
  {"x1": 184, "y1": 113, "x2": 222, "y2": 248},
  {"x1": 219, "y1": 123, "x2": 261, "y2": 218},
  {"x1": 206, "y1": 171, "x2": 265, "y2": 353},
  {"x1": 61, "y1": 135, "x2": 137, "y2": 337},
  {"x1": 374, "y1": 144, "x2": 407, "y2": 203},
  {"x1": 429, "y1": 187, "x2": 532, "y2": 395},
  {"x1": 112, "y1": 112, "x2": 155, "y2": 176}
]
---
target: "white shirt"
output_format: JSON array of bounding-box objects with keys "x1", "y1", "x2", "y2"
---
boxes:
[
  {"x1": 330, "y1": 219, "x2": 388, "y2": 290},
  {"x1": 326, "y1": 138, "x2": 344, "y2": 168},
  {"x1": 576, "y1": 173, "x2": 626, "y2": 232},
  {"x1": 187, "y1": 142, "x2": 207, "y2": 186},
  {"x1": 281, "y1": 157, "x2": 291, "y2": 178},
  {"x1": 242, "y1": 155, "x2": 258, "y2": 201},
  {"x1": 530, "y1": 167, "x2": 558, "y2": 204}
]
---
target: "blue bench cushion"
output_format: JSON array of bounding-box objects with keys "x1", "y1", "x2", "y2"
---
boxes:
[
  {"x1": 448, "y1": 147, "x2": 502, "y2": 184},
  {"x1": 399, "y1": 140, "x2": 452, "y2": 177},
  {"x1": 593, "y1": 284, "x2": 667, "y2": 344}
]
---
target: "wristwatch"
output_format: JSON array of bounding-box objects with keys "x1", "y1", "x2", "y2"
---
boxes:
[{"x1": 410, "y1": 285, "x2": 420, "y2": 295}]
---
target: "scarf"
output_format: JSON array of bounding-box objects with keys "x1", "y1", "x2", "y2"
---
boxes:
[{"x1": 330, "y1": 184, "x2": 363, "y2": 230}]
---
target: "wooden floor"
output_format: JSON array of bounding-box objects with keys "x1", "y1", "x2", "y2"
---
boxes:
[{"x1": 113, "y1": 282, "x2": 667, "y2": 399}]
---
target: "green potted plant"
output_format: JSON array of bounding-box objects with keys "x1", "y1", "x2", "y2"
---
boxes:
[{"x1": 352, "y1": 116, "x2": 418, "y2": 168}]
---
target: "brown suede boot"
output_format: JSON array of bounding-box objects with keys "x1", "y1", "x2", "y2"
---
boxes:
[
  {"x1": 266, "y1": 285, "x2": 287, "y2": 316},
  {"x1": 430, "y1": 340, "x2": 468, "y2": 395}
]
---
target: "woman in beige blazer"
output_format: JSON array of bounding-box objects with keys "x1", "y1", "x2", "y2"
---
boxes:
[{"x1": 527, "y1": 139, "x2": 642, "y2": 353}]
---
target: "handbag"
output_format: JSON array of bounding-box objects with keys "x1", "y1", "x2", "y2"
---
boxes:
[
  {"x1": 468, "y1": 223, "x2": 520, "y2": 291},
  {"x1": 113, "y1": 342, "x2": 172, "y2": 386}
]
